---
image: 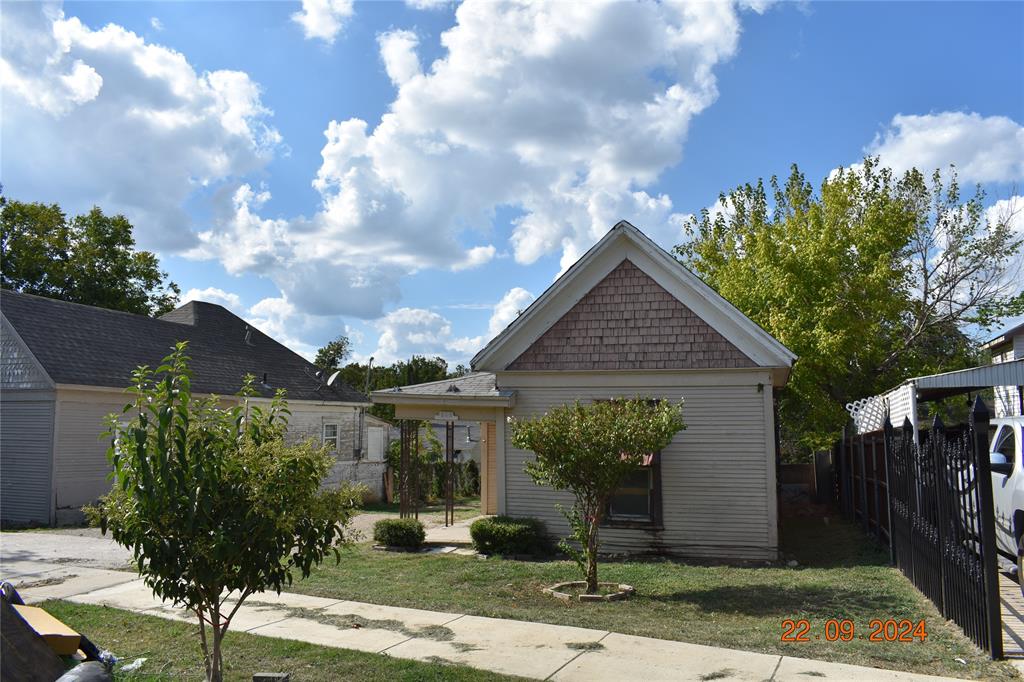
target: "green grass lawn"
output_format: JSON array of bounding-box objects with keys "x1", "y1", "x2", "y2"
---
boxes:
[
  {"x1": 359, "y1": 496, "x2": 482, "y2": 524},
  {"x1": 45, "y1": 600, "x2": 519, "y2": 681},
  {"x1": 291, "y1": 515, "x2": 1018, "y2": 681}
]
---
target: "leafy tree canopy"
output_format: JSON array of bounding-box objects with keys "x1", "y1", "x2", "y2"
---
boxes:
[
  {"x1": 0, "y1": 195, "x2": 180, "y2": 316},
  {"x1": 314, "y1": 335, "x2": 351, "y2": 373},
  {"x1": 339, "y1": 355, "x2": 450, "y2": 421},
  {"x1": 675, "y1": 159, "x2": 1023, "y2": 456}
]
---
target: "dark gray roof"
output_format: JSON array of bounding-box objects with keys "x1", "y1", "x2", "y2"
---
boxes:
[{"x1": 0, "y1": 290, "x2": 367, "y2": 403}]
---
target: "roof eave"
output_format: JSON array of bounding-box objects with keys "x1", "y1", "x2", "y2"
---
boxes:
[{"x1": 370, "y1": 392, "x2": 514, "y2": 408}]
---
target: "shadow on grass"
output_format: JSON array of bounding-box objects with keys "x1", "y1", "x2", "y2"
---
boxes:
[
  {"x1": 648, "y1": 583, "x2": 903, "y2": 617},
  {"x1": 780, "y1": 515, "x2": 891, "y2": 569}
]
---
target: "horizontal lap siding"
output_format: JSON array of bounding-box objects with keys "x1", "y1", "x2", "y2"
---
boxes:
[
  {"x1": 0, "y1": 399, "x2": 55, "y2": 524},
  {"x1": 54, "y1": 396, "x2": 125, "y2": 513},
  {"x1": 503, "y1": 379, "x2": 775, "y2": 560}
]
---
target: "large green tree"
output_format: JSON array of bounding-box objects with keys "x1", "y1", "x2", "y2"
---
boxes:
[
  {"x1": 0, "y1": 196, "x2": 179, "y2": 316},
  {"x1": 676, "y1": 159, "x2": 1022, "y2": 456}
]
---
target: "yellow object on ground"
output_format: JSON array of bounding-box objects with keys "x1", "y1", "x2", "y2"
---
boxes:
[{"x1": 12, "y1": 604, "x2": 81, "y2": 655}]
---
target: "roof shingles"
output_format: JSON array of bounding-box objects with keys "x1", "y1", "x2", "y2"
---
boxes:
[{"x1": 0, "y1": 291, "x2": 367, "y2": 403}]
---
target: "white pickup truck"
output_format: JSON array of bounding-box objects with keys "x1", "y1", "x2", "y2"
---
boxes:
[{"x1": 990, "y1": 416, "x2": 1024, "y2": 593}]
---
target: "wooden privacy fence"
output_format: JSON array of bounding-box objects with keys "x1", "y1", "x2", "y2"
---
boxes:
[
  {"x1": 835, "y1": 428, "x2": 890, "y2": 545},
  {"x1": 835, "y1": 397, "x2": 1003, "y2": 658}
]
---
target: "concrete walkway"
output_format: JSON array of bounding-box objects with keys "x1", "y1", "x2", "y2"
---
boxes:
[{"x1": 2, "y1": 558, "x2": 966, "y2": 681}]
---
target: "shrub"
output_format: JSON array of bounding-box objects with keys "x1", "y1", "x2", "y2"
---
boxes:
[
  {"x1": 373, "y1": 518, "x2": 426, "y2": 548},
  {"x1": 470, "y1": 516, "x2": 551, "y2": 556},
  {"x1": 463, "y1": 459, "x2": 480, "y2": 497}
]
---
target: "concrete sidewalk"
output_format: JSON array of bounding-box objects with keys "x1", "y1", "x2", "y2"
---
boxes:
[{"x1": 5, "y1": 564, "x2": 964, "y2": 682}]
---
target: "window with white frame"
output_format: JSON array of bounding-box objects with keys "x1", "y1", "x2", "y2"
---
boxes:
[{"x1": 323, "y1": 423, "x2": 339, "y2": 450}]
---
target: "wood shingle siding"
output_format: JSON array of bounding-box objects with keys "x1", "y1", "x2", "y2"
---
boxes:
[
  {"x1": 508, "y1": 259, "x2": 756, "y2": 371},
  {"x1": 501, "y1": 373, "x2": 778, "y2": 560}
]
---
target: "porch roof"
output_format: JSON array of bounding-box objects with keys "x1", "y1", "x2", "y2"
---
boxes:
[{"x1": 370, "y1": 371, "x2": 515, "y2": 408}]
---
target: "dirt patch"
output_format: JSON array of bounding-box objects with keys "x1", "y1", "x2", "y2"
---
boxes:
[
  {"x1": 565, "y1": 641, "x2": 604, "y2": 651},
  {"x1": 245, "y1": 601, "x2": 456, "y2": 642},
  {"x1": 16, "y1": 575, "x2": 72, "y2": 589}
]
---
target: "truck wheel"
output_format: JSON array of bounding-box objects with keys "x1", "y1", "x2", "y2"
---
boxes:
[{"x1": 1019, "y1": 535, "x2": 1024, "y2": 599}]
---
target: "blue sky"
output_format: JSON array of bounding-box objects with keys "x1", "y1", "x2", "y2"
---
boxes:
[{"x1": 3, "y1": 1, "x2": 1022, "y2": 365}]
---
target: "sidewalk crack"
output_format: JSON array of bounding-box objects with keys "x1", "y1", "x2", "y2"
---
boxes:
[
  {"x1": 378, "y1": 635, "x2": 414, "y2": 655},
  {"x1": 543, "y1": 631, "x2": 611, "y2": 681},
  {"x1": 768, "y1": 656, "x2": 783, "y2": 680}
]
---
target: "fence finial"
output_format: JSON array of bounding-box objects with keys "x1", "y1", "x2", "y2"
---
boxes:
[{"x1": 969, "y1": 394, "x2": 989, "y2": 423}]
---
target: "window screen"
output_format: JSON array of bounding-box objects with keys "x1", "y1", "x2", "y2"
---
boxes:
[{"x1": 323, "y1": 423, "x2": 339, "y2": 450}]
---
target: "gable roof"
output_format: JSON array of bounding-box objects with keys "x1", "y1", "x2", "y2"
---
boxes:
[
  {"x1": 0, "y1": 290, "x2": 368, "y2": 403},
  {"x1": 472, "y1": 220, "x2": 796, "y2": 378}
]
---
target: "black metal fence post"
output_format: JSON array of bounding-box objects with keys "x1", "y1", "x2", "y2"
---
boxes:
[
  {"x1": 883, "y1": 416, "x2": 896, "y2": 565},
  {"x1": 857, "y1": 429, "x2": 869, "y2": 533},
  {"x1": 970, "y1": 397, "x2": 1003, "y2": 659}
]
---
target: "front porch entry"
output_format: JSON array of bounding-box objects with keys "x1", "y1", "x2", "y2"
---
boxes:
[{"x1": 371, "y1": 372, "x2": 513, "y2": 524}]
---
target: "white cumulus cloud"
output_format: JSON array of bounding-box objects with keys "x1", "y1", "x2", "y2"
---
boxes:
[
  {"x1": 866, "y1": 112, "x2": 1024, "y2": 184},
  {"x1": 405, "y1": 0, "x2": 450, "y2": 10},
  {"x1": 0, "y1": 3, "x2": 281, "y2": 251},
  {"x1": 371, "y1": 287, "x2": 535, "y2": 363},
  {"x1": 291, "y1": 0, "x2": 354, "y2": 44},
  {"x1": 180, "y1": 287, "x2": 243, "y2": 312},
  {"x1": 378, "y1": 30, "x2": 422, "y2": 87},
  {"x1": 200, "y1": 0, "x2": 753, "y2": 321}
]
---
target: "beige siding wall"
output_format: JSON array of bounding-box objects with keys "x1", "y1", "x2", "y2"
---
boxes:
[
  {"x1": 499, "y1": 371, "x2": 778, "y2": 560},
  {"x1": 53, "y1": 389, "x2": 124, "y2": 522},
  {"x1": 51, "y1": 390, "x2": 380, "y2": 522}
]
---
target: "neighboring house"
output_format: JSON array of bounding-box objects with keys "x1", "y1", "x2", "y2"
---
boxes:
[
  {"x1": 374, "y1": 221, "x2": 797, "y2": 560},
  {"x1": 0, "y1": 290, "x2": 381, "y2": 526},
  {"x1": 982, "y1": 321, "x2": 1024, "y2": 417}
]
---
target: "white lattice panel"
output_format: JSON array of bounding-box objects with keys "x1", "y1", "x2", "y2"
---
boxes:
[{"x1": 846, "y1": 383, "x2": 914, "y2": 434}]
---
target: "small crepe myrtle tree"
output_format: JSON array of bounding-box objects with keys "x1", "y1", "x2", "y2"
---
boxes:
[
  {"x1": 510, "y1": 398, "x2": 685, "y2": 594},
  {"x1": 94, "y1": 343, "x2": 361, "y2": 682}
]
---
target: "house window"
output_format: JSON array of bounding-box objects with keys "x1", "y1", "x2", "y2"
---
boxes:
[
  {"x1": 605, "y1": 452, "x2": 662, "y2": 528},
  {"x1": 323, "y1": 423, "x2": 339, "y2": 450}
]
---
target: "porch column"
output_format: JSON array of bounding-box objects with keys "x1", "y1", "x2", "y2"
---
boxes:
[
  {"x1": 444, "y1": 421, "x2": 455, "y2": 526},
  {"x1": 398, "y1": 420, "x2": 420, "y2": 520}
]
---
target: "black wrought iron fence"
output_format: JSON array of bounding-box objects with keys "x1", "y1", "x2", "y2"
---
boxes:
[{"x1": 836, "y1": 397, "x2": 1003, "y2": 658}]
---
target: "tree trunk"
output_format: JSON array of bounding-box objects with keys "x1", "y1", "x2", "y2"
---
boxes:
[
  {"x1": 585, "y1": 519, "x2": 600, "y2": 594},
  {"x1": 208, "y1": 608, "x2": 224, "y2": 682}
]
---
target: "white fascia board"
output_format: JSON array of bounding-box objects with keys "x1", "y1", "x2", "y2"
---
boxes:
[{"x1": 472, "y1": 222, "x2": 796, "y2": 371}]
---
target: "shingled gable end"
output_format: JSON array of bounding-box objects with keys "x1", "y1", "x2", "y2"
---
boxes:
[{"x1": 508, "y1": 259, "x2": 757, "y2": 371}]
